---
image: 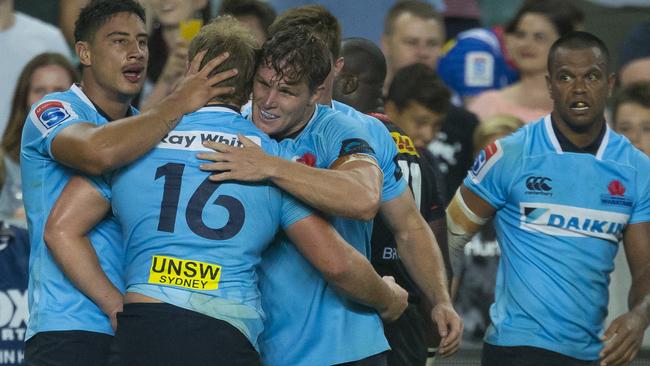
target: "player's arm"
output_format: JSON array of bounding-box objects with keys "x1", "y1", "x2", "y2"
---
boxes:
[
  {"x1": 51, "y1": 52, "x2": 237, "y2": 175},
  {"x1": 600, "y1": 221, "x2": 650, "y2": 366},
  {"x1": 43, "y1": 176, "x2": 122, "y2": 330},
  {"x1": 199, "y1": 135, "x2": 382, "y2": 220},
  {"x1": 380, "y1": 188, "x2": 463, "y2": 356},
  {"x1": 285, "y1": 214, "x2": 408, "y2": 321},
  {"x1": 446, "y1": 185, "x2": 495, "y2": 281}
]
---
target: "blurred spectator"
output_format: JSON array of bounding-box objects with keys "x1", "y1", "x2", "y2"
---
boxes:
[
  {"x1": 59, "y1": 0, "x2": 90, "y2": 49},
  {"x1": 0, "y1": 0, "x2": 70, "y2": 136},
  {"x1": 218, "y1": 0, "x2": 276, "y2": 46},
  {"x1": 618, "y1": 22, "x2": 650, "y2": 86},
  {"x1": 451, "y1": 113, "x2": 524, "y2": 346},
  {"x1": 0, "y1": 53, "x2": 78, "y2": 225},
  {"x1": 441, "y1": 0, "x2": 481, "y2": 40},
  {"x1": 385, "y1": 64, "x2": 451, "y2": 149},
  {"x1": 140, "y1": 0, "x2": 210, "y2": 110},
  {"x1": 467, "y1": 0, "x2": 583, "y2": 123},
  {"x1": 381, "y1": 0, "x2": 445, "y2": 95},
  {"x1": 611, "y1": 82, "x2": 650, "y2": 156},
  {"x1": 437, "y1": 26, "x2": 519, "y2": 105}
]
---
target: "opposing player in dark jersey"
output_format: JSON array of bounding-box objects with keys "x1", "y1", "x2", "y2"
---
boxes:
[{"x1": 334, "y1": 37, "x2": 452, "y2": 366}]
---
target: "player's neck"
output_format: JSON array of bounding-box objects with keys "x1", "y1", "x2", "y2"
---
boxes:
[
  {"x1": 79, "y1": 81, "x2": 133, "y2": 121},
  {"x1": 0, "y1": 2, "x2": 15, "y2": 31},
  {"x1": 551, "y1": 111, "x2": 605, "y2": 149}
]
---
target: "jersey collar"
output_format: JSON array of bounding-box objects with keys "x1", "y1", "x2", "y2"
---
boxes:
[{"x1": 543, "y1": 114, "x2": 610, "y2": 160}]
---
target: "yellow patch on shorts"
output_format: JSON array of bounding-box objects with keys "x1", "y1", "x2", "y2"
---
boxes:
[{"x1": 148, "y1": 255, "x2": 222, "y2": 290}]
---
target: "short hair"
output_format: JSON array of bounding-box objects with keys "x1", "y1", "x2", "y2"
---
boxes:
[
  {"x1": 505, "y1": 0, "x2": 583, "y2": 37},
  {"x1": 219, "y1": 0, "x2": 277, "y2": 39},
  {"x1": 612, "y1": 82, "x2": 650, "y2": 125},
  {"x1": 269, "y1": 5, "x2": 341, "y2": 59},
  {"x1": 383, "y1": 1, "x2": 442, "y2": 36},
  {"x1": 2, "y1": 53, "x2": 78, "y2": 162},
  {"x1": 74, "y1": 0, "x2": 146, "y2": 43},
  {"x1": 386, "y1": 64, "x2": 450, "y2": 114},
  {"x1": 259, "y1": 26, "x2": 332, "y2": 93},
  {"x1": 188, "y1": 16, "x2": 258, "y2": 106},
  {"x1": 547, "y1": 31, "x2": 610, "y2": 74},
  {"x1": 618, "y1": 22, "x2": 650, "y2": 72},
  {"x1": 341, "y1": 37, "x2": 386, "y2": 84}
]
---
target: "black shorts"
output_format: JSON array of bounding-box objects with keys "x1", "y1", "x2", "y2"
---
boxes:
[
  {"x1": 25, "y1": 330, "x2": 113, "y2": 366},
  {"x1": 481, "y1": 343, "x2": 599, "y2": 366},
  {"x1": 383, "y1": 303, "x2": 428, "y2": 366},
  {"x1": 335, "y1": 351, "x2": 387, "y2": 366},
  {"x1": 114, "y1": 302, "x2": 259, "y2": 366}
]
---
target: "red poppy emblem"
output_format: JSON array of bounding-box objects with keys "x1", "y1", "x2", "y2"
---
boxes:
[
  {"x1": 608, "y1": 180, "x2": 626, "y2": 196},
  {"x1": 297, "y1": 153, "x2": 316, "y2": 167}
]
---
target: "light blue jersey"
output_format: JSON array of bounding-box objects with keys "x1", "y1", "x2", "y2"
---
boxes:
[
  {"x1": 258, "y1": 104, "x2": 406, "y2": 365},
  {"x1": 100, "y1": 106, "x2": 310, "y2": 349},
  {"x1": 20, "y1": 85, "x2": 128, "y2": 338},
  {"x1": 465, "y1": 115, "x2": 650, "y2": 360}
]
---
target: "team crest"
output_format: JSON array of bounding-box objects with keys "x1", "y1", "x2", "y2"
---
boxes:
[
  {"x1": 470, "y1": 140, "x2": 503, "y2": 183},
  {"x1": 34, "y1": 100, "x2": 77, "y2": 130}
]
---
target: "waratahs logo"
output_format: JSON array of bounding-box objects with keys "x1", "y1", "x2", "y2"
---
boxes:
[{"x1": 601, "y1": 179, "x2": 633, "y2": 207}]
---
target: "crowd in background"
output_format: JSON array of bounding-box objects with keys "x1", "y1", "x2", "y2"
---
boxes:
[{"x1": 2, "y1": 0, "x2": 650, "y2": 364}]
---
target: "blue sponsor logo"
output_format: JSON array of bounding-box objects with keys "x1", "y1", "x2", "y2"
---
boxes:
[{"x1": 35, "y1": 101, "x2": 71, "y2": 129}]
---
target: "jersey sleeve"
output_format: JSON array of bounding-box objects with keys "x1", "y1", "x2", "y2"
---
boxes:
[
  {"x1": 24, "y1": 96, "x2": 95, "y2": 159},
  {"x1": 279, "y1": 192, "x2": 313, "y2": 229},
  {"x1": 84, "y1": 173, "x2": 112, "y2": 203},
  {"x1": 319, "y1": 113, "x2": 378, "y2": 169},
  {"x1": 463, "y1": 134, "x2": 521, "y2": 209},
  {"x1": 629, "y1": 154, "x2": 650, "y2": 224},
  {"x1": 373, "y1": 122, "x2": 407, "y2": 202}
]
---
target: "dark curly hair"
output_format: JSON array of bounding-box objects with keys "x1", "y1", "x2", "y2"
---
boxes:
[{"x1": 259, "y1": 26, "x2": 331, "y2": 93}]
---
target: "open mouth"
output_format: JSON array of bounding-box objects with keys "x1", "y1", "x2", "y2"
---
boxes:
[
  {"x1": 123, "y1": 65, "x2": 144, "y2": 83},
  {"x1": 259, "y1": 108, "x2": 279, "y2": 121},
  {"x1": 570, "y1": 101, "x2": 590, "y2": 112}
]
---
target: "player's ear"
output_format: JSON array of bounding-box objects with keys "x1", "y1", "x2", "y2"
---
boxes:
[
  {"x1": 76, "y1": 41, "x2": 92, "y2": 67},
  {"x1": 309, "y1": 84, "x2": 326, "y2": 105}
]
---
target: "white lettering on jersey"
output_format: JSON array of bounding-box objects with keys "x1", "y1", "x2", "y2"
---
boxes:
[
  {"x1": 520, "y1": 202, "x2": 628, "y2": 242},
  {"x1": 158, "y1": 131, "x2": 262, "y2": 151}
]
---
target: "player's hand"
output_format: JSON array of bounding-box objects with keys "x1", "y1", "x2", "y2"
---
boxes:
[
  {"x1": 101, "y1": 295, "x2": 123, "y2": 332},
  {"x1": 166, "y1": 51, "x2": 238, "y2": 117},
  {"x1": 379, "y1": 276, "x2": 408, "y2": 322},
  {"x1": 431, "y1": 302, "x2": 463, "y2": 357},
  {"x1": 198, "y1": 134, "x2": 281, "y2": 182},
  {"x1": 600, "y1": 310, "x2": 648, "y2": 366}
]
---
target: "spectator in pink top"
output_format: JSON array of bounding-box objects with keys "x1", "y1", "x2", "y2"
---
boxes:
[{"x1": 467, "y1": 0, "x2": 583, "y2": 123}]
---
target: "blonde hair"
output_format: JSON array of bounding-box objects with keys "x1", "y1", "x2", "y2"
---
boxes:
[
  {"x1": 473, "y1": 114, "x2": 525, "y2": 153},
  {"x1": 188, "y1": 15, "x2": 258, "y2": 106}
]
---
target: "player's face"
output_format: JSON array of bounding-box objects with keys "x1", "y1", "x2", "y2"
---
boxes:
[
  {"x1": 615, "y1": 102, "x2": 650, "y2": 156},
  {"x1": 386, "y1": 100, "x2": 443, "y2": 148},
  {"x1": 382, "y1": 13, "x2": 444, "y2": 73},
  {"x1": 27, "y1": 64, "x2": 73, "y2": 108},
  {"x1": 252, "y1": 63, "x2": 321, "y2": 139},
  {"x1": 547, "y1": 46, "x2": 614, "y2": 132},
  {"x1": 150, "y1": 0, "x2": 205, "y2": 27},
  {"x1": 85, "y1": 12, "x2": 148, "y2": 99},
  {"x1": 509, "y1": 13, "x2": 559, "y2": 74}
]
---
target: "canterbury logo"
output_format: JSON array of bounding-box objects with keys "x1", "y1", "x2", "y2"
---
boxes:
[{"x1": 526, "y1": 176, "x2": 552, "y2": 192}]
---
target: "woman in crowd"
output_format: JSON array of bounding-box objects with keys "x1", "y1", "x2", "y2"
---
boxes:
[
  {"x1": 0, "y1": 52, "x2": 78, "y2": 223},
  {"x1": 467, "y1": 0, "x2": 583, "y2": 123},
  {"x1": 139, "y1": 0, "x2": 210, "y2": 110}
]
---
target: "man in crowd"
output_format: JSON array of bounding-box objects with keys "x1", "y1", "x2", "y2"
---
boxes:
[
  {"x1": 447, "y1": 31, "x2": 650, "y2": 366},
  {"x1": 20, "y1": 0, "x2": 236, "y2": 364}
]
